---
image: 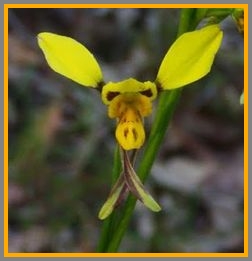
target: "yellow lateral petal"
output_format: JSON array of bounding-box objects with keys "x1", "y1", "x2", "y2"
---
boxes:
[
  {"x1": 156, "y1": 25, "x2": 223, "y2": 89},
  {"x1": 37, "y1": 32, "x2": 103, "y2": 87}
]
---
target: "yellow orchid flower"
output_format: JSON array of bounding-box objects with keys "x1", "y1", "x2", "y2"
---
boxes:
[
  {"x1": 37, "y1": 25, "x2": 222, "y2": 151},
  {"x1": 37, "y1": 24, "x2": 223, "y2": 219}
]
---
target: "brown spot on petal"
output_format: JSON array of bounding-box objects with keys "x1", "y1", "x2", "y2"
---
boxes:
[
  {"x1": 132, "y1": 128, "x2": 138, "y2": 141},
  {"x1": 140, "y1": 89, "x2": 153, "y2": 98},
  {"x1": 107, "y1": 91, "x2": 120, "y2": 101},
  {"x1": 124, "y1": 128, "x2": 129, "y2": 138}
]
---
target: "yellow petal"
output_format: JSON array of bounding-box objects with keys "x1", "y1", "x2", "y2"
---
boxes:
[
  {"x1": 37, "y1": 32, "x2": 103, "y2": 87},
  {"x1": 156, "y1": 25, "x2": 223, "y2": 89},
  {"x1": 102, "y1": 78, "x2": 157, "y2": 105}
]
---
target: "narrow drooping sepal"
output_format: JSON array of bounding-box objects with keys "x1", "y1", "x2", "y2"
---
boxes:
[
  {"x1": 123, "y1": 151, "x2": 161, "y2": 212},
  {"x1": 98, "y1": 173, "x2": 127, "y2": 220},
  {"x1": 37, "y1": 32, "x2": 103, "y2": 87},
  {"x1": 98, "y1": 149, "x2": 161, "y2": 220},
  {"x1": 156, "y1": 24, "x2": 223, "y2": 89}
]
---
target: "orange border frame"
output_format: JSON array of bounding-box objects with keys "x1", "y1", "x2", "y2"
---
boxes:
[{"x1": 4, "y1": 3, "x2": 248, "y2": 257}]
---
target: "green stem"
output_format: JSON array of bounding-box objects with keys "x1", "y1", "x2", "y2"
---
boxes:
[
  {"x1": 98, "y1": 8, "x2": 203, "y2": 253},
  {"x1": 177, "y1": 8, "x2": 196, "y2": 35},
  {"x1": 96, "y1": 146, "x2": 121, "y2": 252},
  {"x1": 105, "y1": 90, "x2": 181, "y2": 252}
]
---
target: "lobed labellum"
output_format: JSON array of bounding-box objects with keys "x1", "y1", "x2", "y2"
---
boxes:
[{"x1": 116, "y1": 113, "x2": 145, "y2": 150}]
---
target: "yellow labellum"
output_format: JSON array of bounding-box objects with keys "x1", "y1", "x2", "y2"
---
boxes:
[
  {"x1": 108, "y1": 91, "x2": 152, "y2": 150},
  {"x1": 116, "y1": 109, "x2": 145, "y2": 150}
]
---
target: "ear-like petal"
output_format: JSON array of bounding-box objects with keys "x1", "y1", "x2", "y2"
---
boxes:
[
  {"x1": 156, "y1": 25, "x2": 223, "y2": 90},
  {"x1": 37, "y1": 32, "x2": 103, "y2": 88}
]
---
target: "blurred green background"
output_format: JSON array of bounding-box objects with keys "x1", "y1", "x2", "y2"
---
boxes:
[{"x1": 8, "y1": 8, "x2": 244, "y2": 253}]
